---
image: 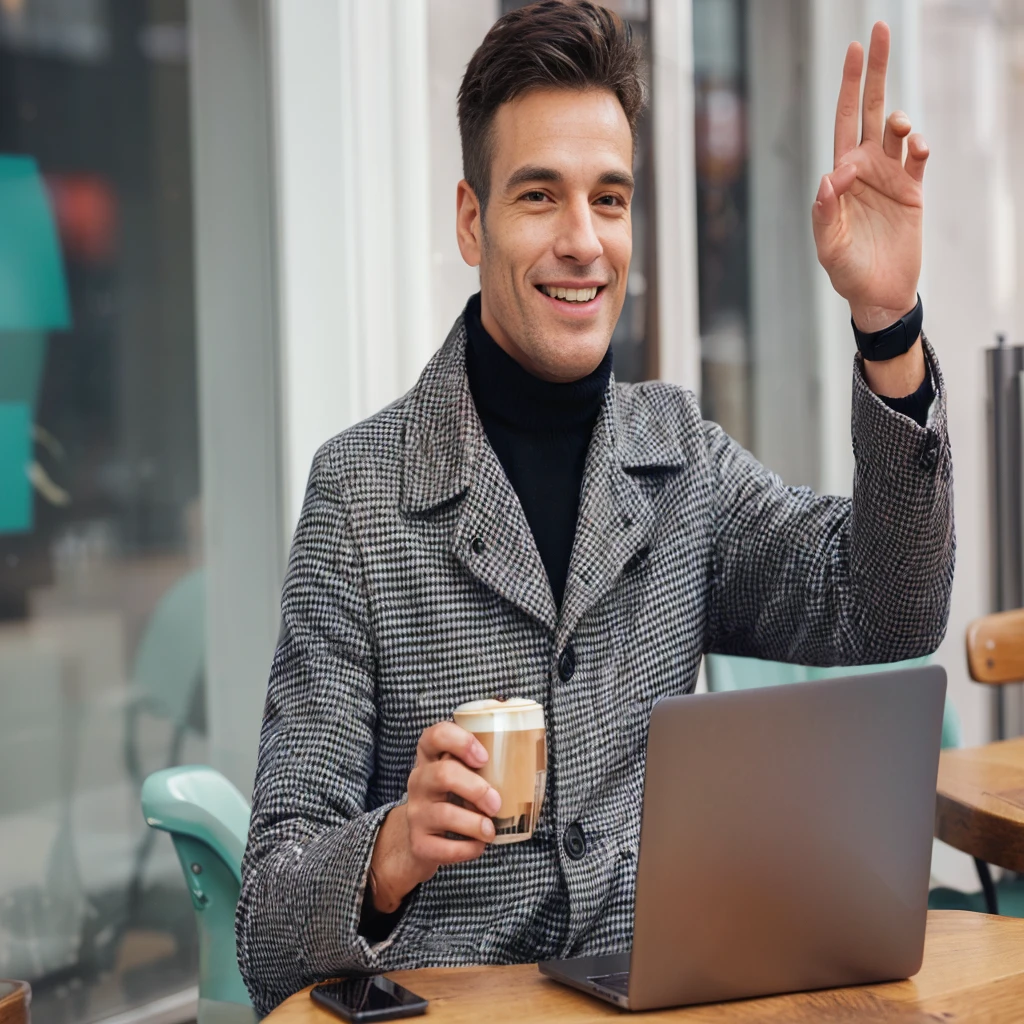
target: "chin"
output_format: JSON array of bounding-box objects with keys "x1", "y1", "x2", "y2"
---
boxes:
[{"x1": 539, "y1": 338, "x2": 610, "y2": 382}]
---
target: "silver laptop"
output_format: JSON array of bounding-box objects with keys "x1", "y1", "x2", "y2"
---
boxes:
[{"x1": 540, "y1": 666, "x2": 946, "y2": 1012}]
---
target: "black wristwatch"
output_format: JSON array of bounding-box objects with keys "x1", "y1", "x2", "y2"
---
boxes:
[{"x1": 852, "y1": 294, "x2": 923, "y2": 362}]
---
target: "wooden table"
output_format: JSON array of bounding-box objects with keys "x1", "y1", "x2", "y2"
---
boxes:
[
  {"x1": 936, "y1": 736, "x2": 1024, "y2": 871},
  {"x1": 0, "y1": 981, "x2": 30, "y2": 1024},
  {"x1": 264, "y1": 911, "x2": 1024, "y2": 1022}
]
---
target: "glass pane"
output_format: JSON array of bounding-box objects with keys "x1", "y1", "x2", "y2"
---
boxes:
[
  {"x1": 693, "y1": 0, "x2": 751, "y2": 447},
  {"x1": 498, "y1": 0, "x2": 658, "y2": 382},
  {"x1": 0, "y1": 0, "x2": 203, "y2": 1019}
]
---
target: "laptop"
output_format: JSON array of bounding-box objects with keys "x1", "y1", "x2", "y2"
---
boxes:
[{"x1": 539, "y1": 665, "x2": 946, "y2": 1012}]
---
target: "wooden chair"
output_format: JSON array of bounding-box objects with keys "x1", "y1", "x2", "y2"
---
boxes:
[
  {"x1": 966, "y1": 609, "x2": 1024, "y2": 685},
  {"x1": 944, "y1": 609, "x2": 1024, "y2": 915},
  {"x1": 0, "y1": 981, "x2": 31, "y2": 1024}
]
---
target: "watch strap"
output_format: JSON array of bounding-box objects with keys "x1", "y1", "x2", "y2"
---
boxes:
[{"x1": 852, "y1": 294, "x2": 923, "y2": 362}]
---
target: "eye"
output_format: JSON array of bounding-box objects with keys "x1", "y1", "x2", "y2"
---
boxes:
[
  {"x1": 521, "y1": 190, "x2": 550, "y2": 203},
  {"x1": 595, "y1": 194, "x2": 626, "y2": 207}
]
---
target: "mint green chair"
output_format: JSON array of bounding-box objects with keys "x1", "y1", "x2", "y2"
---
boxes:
[
  {"x1": 705, "y1": 654, "x2": 962, "y2": 749},
  {"x1": 141, "y1": 766, "x2": 258, "y2": 1022}
]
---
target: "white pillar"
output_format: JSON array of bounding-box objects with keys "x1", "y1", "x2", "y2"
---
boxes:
[
  {"x1": 189, "y1": 0, "x2": 285, "y2": 792},
  {"x1": 427, "y1": 0, "x2": 499, "y2": 347},
  {"x1": 651, "y1": 0, "x2": 702, "y2": 392},
  {"x1": 746, "y1": 0, "x2": 818, "y2": 488},
  {"x1": 268, "y1": 0, "x2": 434, "y2": 537}
]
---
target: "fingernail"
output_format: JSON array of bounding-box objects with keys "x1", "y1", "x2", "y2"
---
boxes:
[
  {"x1": 472, "y1": 740, "x2": 488, "y2": 763},
  {"x1": 482, "y1": 817, "x2": 495, "y2": 839},
  {"x1": 484, "y1": 788, "x2": 502, "y2": 815}
]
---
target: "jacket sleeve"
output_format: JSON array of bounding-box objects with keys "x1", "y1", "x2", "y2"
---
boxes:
[
  {"x1": 705, "y1": 337, "x2": 954, "y2": 666},
  {"x1": 235, "y1": 446, "x2": 417, "y2": 1015}
]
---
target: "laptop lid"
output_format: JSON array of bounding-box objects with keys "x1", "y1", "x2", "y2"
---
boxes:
[{"x1": 627, "y1": 666, "x2": 946, "y2": 1012}]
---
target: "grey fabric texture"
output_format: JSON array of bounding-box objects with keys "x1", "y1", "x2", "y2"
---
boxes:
[{"x1": 236, "y1": 314, "x2": 954, "y2": 1015}]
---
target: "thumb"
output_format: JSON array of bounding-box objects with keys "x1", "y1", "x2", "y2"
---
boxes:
[{"x1": 812, "y1": 172, "x2": 841, "y2": 234}]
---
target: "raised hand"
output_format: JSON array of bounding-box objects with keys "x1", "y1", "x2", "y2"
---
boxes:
[{"x1": 813, "y1": 21, "x2": 929, "y2": 336}]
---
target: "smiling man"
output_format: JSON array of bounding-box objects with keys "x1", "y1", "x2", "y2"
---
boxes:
[{"x1": 236, "y1": 1, "x2": 954, "y2": 1014}]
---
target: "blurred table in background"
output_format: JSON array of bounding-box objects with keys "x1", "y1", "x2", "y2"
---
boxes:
[
  {"x1": 936, "y1": 737, "x2": 1024, "y2": 872},
  {"x1": 262, "y1": 911, "x2": 1024, "y2": 1023}
]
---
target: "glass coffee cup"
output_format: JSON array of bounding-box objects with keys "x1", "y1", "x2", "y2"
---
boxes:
[{"x1": 452, "y1": 697, "x2": 547, "y2": 844}]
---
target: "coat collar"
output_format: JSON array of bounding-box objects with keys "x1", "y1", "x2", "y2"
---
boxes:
[
  {"x1": 399, "y1": 312, "x2": 688, "y2": 634},
  {"x1": 399, "y1": 315, "x2": 480, "y2": 515}
]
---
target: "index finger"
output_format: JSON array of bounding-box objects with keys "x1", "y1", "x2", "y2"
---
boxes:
[
  {"x1": 417, "y1": 720, "x2": 488, "y2": 767},
  {"x1": 861, "y1": 21, "x2": 890, "y2": 145},
  {"x1": 835, "y1": 40, "x2": 864, "y2": 166}
]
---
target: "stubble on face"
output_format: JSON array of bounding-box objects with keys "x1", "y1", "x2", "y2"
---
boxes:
[{"x1": 469, "y1": 87, "x2": 635, "y2": 383}]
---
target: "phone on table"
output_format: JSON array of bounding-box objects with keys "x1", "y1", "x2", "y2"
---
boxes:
[{"x1": 310, "y1": 976, "x2": 428, "y2": 1022}]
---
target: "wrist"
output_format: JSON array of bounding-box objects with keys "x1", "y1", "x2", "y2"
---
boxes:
[
  {"x1": 849, "y1": 297, "x2": 918, "y2": 335},
  {"x1": 369, "y1": 805, "x2": 424, "y2": 913}
]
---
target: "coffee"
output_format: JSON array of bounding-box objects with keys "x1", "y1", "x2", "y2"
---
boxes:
[{"x1": 453, "y1": 698, "x2": 547, "y2": 844}]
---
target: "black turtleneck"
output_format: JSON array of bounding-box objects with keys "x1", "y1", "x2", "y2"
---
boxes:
[{"x1": 464, "y1": 293, "x2": 612, "y2": 609}]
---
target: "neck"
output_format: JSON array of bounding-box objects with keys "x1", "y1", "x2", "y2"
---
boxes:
[{"x1": 464, "y1": 293, "x2": 612, "y2": 432}]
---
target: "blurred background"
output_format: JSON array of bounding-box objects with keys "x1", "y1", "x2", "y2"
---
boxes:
[{"x1": 0, "y1": 0, "x2": 1021, "y2": 1020}]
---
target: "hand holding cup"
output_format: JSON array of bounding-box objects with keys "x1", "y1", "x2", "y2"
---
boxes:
[{"x1": 368, "y1": 720, "x2": 502, "y2": 912}]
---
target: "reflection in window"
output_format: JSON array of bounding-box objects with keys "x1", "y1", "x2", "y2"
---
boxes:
[
  {"x1": 0, "y1": 0, "x2": 204, "y2": 1019},
  {"x1": 693, "y1": 0, "x2": 751, "y2": 448}
]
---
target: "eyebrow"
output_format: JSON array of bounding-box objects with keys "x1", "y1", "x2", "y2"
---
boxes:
[{"x1": 503, "y1": 165, "x2": 635, "y2": 193}]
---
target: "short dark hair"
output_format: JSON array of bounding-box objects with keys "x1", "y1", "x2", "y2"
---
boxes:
[{"x1": 457, "y1": 0, "x2": 648, "y2": 210}]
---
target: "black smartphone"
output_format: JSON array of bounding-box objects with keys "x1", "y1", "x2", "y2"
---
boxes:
[{"x1": 310, "y1": 976, "x2": 428, "y2": 1022}]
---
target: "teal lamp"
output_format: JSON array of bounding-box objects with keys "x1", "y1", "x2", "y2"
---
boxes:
[{"x1": 0, "y1": 155, "x2": 71, "y2": 533}]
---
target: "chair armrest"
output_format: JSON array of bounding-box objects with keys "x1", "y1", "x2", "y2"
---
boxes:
[{"x1": 141, "y1": 766, "x2": 250, "y2": 885}]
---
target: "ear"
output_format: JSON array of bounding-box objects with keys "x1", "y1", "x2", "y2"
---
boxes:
[{"x1": 456, "y1": 179, "x2": 483, "y2": 267}]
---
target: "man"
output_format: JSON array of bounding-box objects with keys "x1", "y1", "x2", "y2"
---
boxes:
[{"x1": 236, "y1": 2, "x2": 953, "y2": 1013}]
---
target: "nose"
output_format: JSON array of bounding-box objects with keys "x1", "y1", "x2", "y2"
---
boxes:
[{"x1": 553, "y1": 196, "x2": 603, "y2": 266}]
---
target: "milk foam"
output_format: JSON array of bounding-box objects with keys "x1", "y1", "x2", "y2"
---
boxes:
[{"x1": 453, "y1": 697, "x2": 545, "y2": 732}]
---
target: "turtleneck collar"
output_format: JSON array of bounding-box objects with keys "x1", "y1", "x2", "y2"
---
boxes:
[{"x1": 464, "y1": 292, "x2": 612, "y2": 433}]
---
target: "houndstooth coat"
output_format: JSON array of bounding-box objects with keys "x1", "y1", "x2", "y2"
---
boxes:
[{"x1": 236, "y1": 314, "x2": 954, "y2": 1015}]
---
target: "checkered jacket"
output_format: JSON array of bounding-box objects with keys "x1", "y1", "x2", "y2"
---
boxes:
[{"x1": 236, "y1": 315, "x2": 954, "y2": 1015}]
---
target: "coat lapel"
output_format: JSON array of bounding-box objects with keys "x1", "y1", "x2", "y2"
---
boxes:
[
  {"x1": 451, "y1": 445, "x2": 558, "y2": 632},
  {"x1": 400, "y1": 317, "x2": 557, "y2": 633},
  {"x1": 556, "y1": 381, "x2": 689, "y2": 648},
  {"x1": 401, "y1": 320, "x2": 690, "y2": 642}
]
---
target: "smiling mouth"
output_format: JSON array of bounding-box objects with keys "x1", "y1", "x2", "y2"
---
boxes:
[{"x1": 537, "y1": 284, "x2": 603, "y2": 303}]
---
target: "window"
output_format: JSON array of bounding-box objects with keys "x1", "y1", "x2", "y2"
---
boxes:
[{"x1": 0, "y1": 1, "x2": 203, "y2": 1017}]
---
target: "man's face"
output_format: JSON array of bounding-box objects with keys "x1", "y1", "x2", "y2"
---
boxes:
[{"x1": 456, "y1": 87, "x2": 634, "y2": 383}]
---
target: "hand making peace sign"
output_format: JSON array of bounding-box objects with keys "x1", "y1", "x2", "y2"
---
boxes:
[{"x1": 813, "y1": 21, "x2": 928, "y2": 337}]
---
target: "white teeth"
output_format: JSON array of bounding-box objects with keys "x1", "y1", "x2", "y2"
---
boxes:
[{"x1": 542, "y1": 285, "x2": 598, "y2": 302}]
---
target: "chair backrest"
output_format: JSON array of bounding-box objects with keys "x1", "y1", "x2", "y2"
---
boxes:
[
  {"x1": 133, "y1": 568, "x2": 206, "y2": 728},
  {"x1": 141, "y1": 766, "x2": 254, "y2": 1012},
  {"x1": 966, "y1": 609, "x2": 1024, "y2": 685},
  {"x1": 705, "y1": 654, "x2": 962, "y2": 750},
  {"x1": 0, "y1": 980, "x2": 31, "y2": 1024}
]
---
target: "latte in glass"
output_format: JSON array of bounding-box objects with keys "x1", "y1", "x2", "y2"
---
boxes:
[{"x1": 453, "y1": 697, "x2": 547, "y2": 844}]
